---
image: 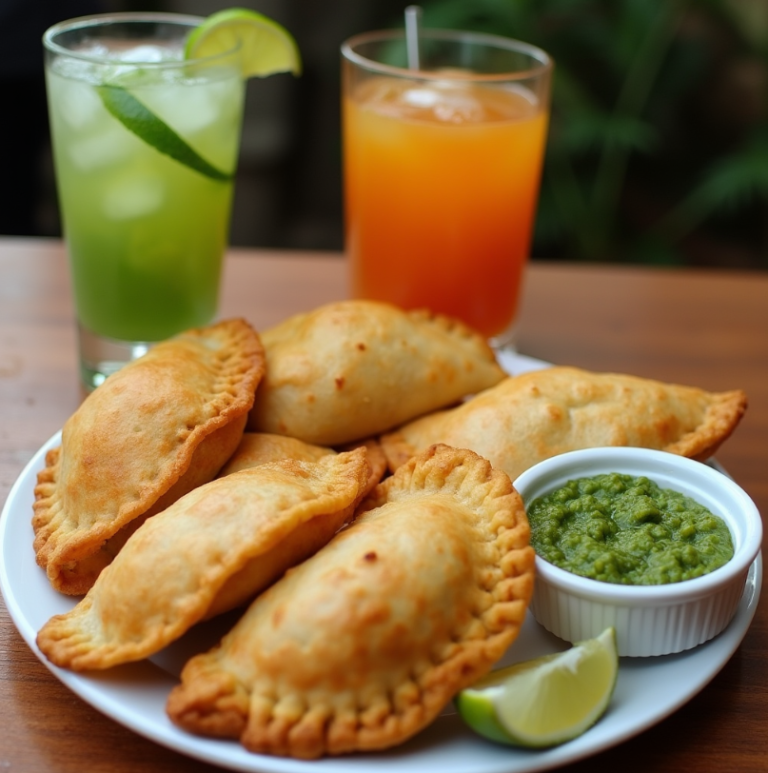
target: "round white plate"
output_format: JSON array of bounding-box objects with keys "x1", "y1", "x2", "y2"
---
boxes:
[{"x1": 0, "y1": 351, "x2": 761, "y2": 773}]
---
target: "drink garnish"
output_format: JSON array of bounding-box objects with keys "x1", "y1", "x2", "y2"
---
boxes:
[
  {"x1": 184, "y1": 7, "x2": 301, "y2": 78},
  {"x1": 96, "y1": 85, "x2": 233, "y2": 181}
]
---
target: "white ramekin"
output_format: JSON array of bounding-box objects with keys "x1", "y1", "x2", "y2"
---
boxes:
[{"x1": 513, "y1": 447, "x2": 763, "y2": 657}]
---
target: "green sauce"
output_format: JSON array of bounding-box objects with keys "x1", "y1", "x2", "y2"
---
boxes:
[{"x1": 527, "y1": 473, "x2": 734, "y2": 585}]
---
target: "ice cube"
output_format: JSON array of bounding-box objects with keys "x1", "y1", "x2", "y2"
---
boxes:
[
  {"x1": 402, "y1": 87, "x2": 441, "y2": 109},
  {"x1": 205, "y1": 77, "x2": 243, "y2": 121},
  {"x1": 102, "y1": 175, "x2": 165, "y2": 221},
  {"x1": 432, "y1": 93, "x2": 484, "y2": 124},
  {"x1": 117, "y1": 44, "x2": 174, "y2": 64},
  {"x1": 362, "y1": 78, "x2": 486, "y2": 125},
  {"x1": 94, "y1": 44, "x2": 181, "y2": 86},
  {"x1": 51, "y1": 55, "x2": 101, "y2": 85},
  {"x1": 53, "y1": 78, "x2": 104, "y2": 130},
  {"x1": 141, "y1": 85, "x2": 219, "y2": 134},
  {"x1": 412, "y1": 82, "x2": 484, "y2": 123},
  {"x1": 68, "y1": 126, "x2": 131, "y2": 171}
]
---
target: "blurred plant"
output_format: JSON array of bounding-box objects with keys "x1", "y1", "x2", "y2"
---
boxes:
[{"x1": 417, "y1": 0, "x2": 768, "y2": 267}]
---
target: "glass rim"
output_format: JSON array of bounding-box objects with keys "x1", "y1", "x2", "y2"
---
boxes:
[
  {"x1": 341, "y1": 27, "x2": 553, "y2": 82},
  {"x1": 42, "y1": 11, "x2": 241, "y2": 68}
]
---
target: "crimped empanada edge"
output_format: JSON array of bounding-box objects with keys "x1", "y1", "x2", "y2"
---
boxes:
[
  {"x1": 664, "y1": 388, "x2": 748, "y2": 461},
  {"x1": 406, "y1": 306, "x2": 503, "y2": 369},
  {"x1": 31, "y1": 318, "x2": 267, "y2": 592}
]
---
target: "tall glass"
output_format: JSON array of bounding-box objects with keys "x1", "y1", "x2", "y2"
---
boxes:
[
  {"x1": 342, "y1": 29, "x2": 552, "y2": 349},
  {"x1": 43, "y1": 13, "x2": 245, "y2": 390}
]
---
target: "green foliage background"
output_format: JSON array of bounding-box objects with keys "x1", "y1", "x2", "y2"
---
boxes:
[{"x1": 417, "y1": 0, "x2": 768, "y2": 267}]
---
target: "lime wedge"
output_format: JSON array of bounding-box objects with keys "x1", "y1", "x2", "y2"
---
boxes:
[
  {"x1": 185, "y1": 7, "x2": 301, "y2": 78},
  {"x1": 455, "y1": 627, "x2": 618, "y2": 748},
  {"x1": 96, "y1": 85, "x2": 233, "y2": 181}
]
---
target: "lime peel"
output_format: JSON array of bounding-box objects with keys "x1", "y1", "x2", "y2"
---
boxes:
[
  {"x1": 96, "y1": 85, "x2": 233, "y2": 181},
  {"x1": 184, "y1": 7, "x2": 301, "y2": 78},
  {"x1": 455, "y1": 627, "x2": 618, "y2": 748}
]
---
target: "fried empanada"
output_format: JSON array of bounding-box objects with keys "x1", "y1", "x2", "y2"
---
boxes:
[
  {"x1": 381, "y1": 367, "x2": 748, "y2": 478},
  {"x1": 246, "y1": 300, "x2": 506, "y2": 445},
  {"x1": 166, "y1": 444, "x2": 534, "y2": 759},
  {"x1": 32, "y1": 318, "x2": 265, "y2": 595},
  {"x1": 218, "y1": 432, "x2": 335, "y2": 476},
  {"x1": 36, "y1": 449, "x2": 371, "y2": 670},
  {"x1": 219, "y1": 433, "x2": 387, "y2": 498}
]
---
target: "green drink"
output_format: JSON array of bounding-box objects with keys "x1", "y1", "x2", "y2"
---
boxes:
[{"x1": 43, "y1": 14, "x2": 245, "y2": 390}]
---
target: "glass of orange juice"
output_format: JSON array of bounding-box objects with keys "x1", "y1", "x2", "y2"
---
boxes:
[{"x1": 341, "y1": 28, "x2": 552, "y2": 348}]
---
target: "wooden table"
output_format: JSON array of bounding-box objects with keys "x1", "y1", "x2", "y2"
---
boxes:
[{"x1": 1, "y1": 237, "x2": 766, "y2": 773}]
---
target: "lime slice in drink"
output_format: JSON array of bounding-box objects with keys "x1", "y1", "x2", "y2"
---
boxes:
[
  {"x1": 97, "y1": 85, "x2": 233, "y2": 181},
  {"x1": 455, "y1": 627, "x2": 618, "y2": 748},
  {"x1": 185, "y1": 7, "x2": 301, "y2": 77}
]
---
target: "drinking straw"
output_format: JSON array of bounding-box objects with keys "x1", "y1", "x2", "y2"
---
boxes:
[{"x1": 405, "y1": 5, "x2": 422, "y2": 70}]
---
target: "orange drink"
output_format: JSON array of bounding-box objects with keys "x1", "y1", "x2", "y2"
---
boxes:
[{"x1": 342, "y1": 30, "x2": 552, "y2": 345}]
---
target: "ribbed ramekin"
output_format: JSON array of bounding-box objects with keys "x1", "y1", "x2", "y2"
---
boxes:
[{"x1": 513, "y1": 447, "x2": 762, "y2": 657}]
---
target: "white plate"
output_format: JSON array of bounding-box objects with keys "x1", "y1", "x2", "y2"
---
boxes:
[{"x1": 0, "y1": 352, "x2": 761, "y2": 773}]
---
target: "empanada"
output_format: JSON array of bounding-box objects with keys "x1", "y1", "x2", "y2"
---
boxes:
[
  {"x1": 166, "y1": 444, "x2": 534, "y2": 759},
  {"x1": 219, "y1": 433, "x2": 387, "y2": 498},
  {"x1": 32, "y1": 318, "x2": 265, "y2": 595},
  {"x1": 36, "y1": 448, "x2": 372, "y2": 670},
  {"x1": 218, "y1": 432, "x2": 335, "y2": 476},
  {"x1": 246, "y1": 300, "x2": 506, "y2": 445},
  {"x1": 381, "y1": 367, "x2": 748, "y2": 479}
]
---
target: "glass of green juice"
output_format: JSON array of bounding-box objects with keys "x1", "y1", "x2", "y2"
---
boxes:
[{"x1": 43, "y1": 13, "x2": 245, "y2": 391}]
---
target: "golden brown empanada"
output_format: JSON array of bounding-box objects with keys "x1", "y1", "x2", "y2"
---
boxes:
[
  {"x1": 381, "y1": 367, "x2": 748, "y2": 479},
  {"x1": 166, "y1": 444, "x2": 534, "y2": 759},
  {"x1": 36, "y1": 449, "x2": 371, "y2": 670},
  {"x1": 32, "y1": 318, "x2": 265, "y2": 595},
  {"x1": 219, "y1": 433, "x2": 387, "y2": 499},
  {"x1": 218, "y1": 432, "x2": 334, "y2": 476},
  {"x1": 246, "y1": 300, "x2": 506, "y2": 445}
]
